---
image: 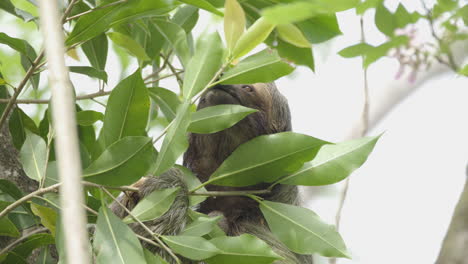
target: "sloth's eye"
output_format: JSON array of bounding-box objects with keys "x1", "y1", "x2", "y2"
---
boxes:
[{"x1": 242, "y1": 85, "x2": 254, "y2": 92}]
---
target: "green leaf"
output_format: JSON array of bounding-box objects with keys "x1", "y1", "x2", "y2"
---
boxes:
[
  {"x1": 148, "y1": 87, "x2": 181, "y2": 122},
  {"x1": 224, "y1": 0, "x2": 246, "y2": 53},
  {"x1": 218, "y1": 49, "x2": 294, "y2": 84},
  {"x1": 458, "y1": 64, "x2": 468, "y2": 76},
  {"x1": 19, "y1": 131, "x2": 47, "y2": 182},
  {"x1": 76, "y1": 110, "x2": 104, "y2": 126},
  {"x1": 208, "y1": 132, "x2": 328, "y2": 187},
  {"x1": 179, "y1": 0, "x2": 223, "y2": 16},
  {"x1": 123, "y1": 187, "x2": 179, "y2": 223},
  {"x1": 94, "y1": 207, "x2": 146, "y2": 264},
  {"x1": 143, "y1": 249, "x2": 169, "y2": 264},
  {"x1": 458, "y1": 5, "x2": 468, "y2": 25},
  {"x1": 9, "y1": 107, "x2": 39, "y2": 149},
  {"x1": 36, "y1": 246, "x2": 55, "y2": 264},
  {"x1": 162, "y1": 236, "x2": 220, "y2": 260},
  {"x1": 297, "y1": 15, "x2": 341, "y2": 44},
  {"x1": 394, "y1": 4, "x2": 421, "y2": 28},
  {"x1": 152, "y1": 19, "x2": 191, "y2": 67},
  {"x1": 101, "y1": 70, "x2": 150, "y2": 147},
  {"x1": 0, "y1": 0, "x2": 34, "y2": 21},
  {"x1": 182, "y1": 32, "x2": 224, "y2": 99},
  {"x1": 262, "y1": 0, "x2": 358, "y2": 24},
  {"x1": 2, "y1": 234, "x2": 55, "y2": 263},
  {"x1": 176, "y1": 165, "x2": 207, "y2": 206},
  {"x1": 188, "y1": 104, "x2": 257, "y2": 134},
  {"x1": 0, "y1": 180, "x2": 35, "y2": 228},
  {"x1": 181, "y1": 214, "x2": 221, "y2": 236},
  {"x1": 65, "y1": 3, "x2": 124, "y2": 46},
  {"x1": 0, "y1": 32, "x2": 39, "y2": 89},
  {"x1": 262, "y1": 2, "x2": 320, "y2": 24},
  {"x1": 187, "y1": 210, "x2": 225, "y2": 238},
  {"x1": 30, "y1": 203, "x2": 57, "y2": 236},
  {"x1": 0, "y1": 201, "x2": 20, "y2": 237},
  {"x1": 363, "y1": 36, "x2": 409, "y2": 67},
  {"x1": 231, "y1": 17, "x2": 275, "y2": 59},
  {"x1": 356, "y1": 0, "x2": 381, "y2": 15},
  {"x1": 375, "y1": 2, "x2": 396, "y2": 36},
  {"x1": 280, "y1": 136, "x2": 380, "y2": 186},
  {"x1": 277, "y1": 23, "x2": 310, "y2": 48},
  {"x1": 275, "y1": 38, "x2": 314, "y2": 71},
  {"x1": 83, "y1": 136, "x2": 157, "y2": 186},
  {"x1": 153, "y1": 102, "x2": 191, "y2": 176},
  {"x1": 0, "y1": 179, "x2": 25, "y2": 202},
  {"x1": 66, "y1": 0, "x2": 176, "y2": 45},
  {"x1": 108, "y1": 32, "x2": 150, "y2": 62},
  {"x1": 69, "y1": 66, "x2": 108, "y2": 83},
  {"x1": 259, "y1": 201, "x2": 350, "y2": 258},
  {"x1": 82, "y1": 34, "x2": 108, "y2": 71},
  {"x1": 172, "y1": 5, "x2": 199, "y2": 33},
  {"x1": 338, "y1": 43, "x2": 374, "y2": 58},
  {"x1": 206, "y1": 234, "x2": 282, "y2": 264}
]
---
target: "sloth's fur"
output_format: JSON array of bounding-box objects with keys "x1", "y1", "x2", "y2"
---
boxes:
[{"x1": 110, "y1": 83, "x2": 313, "y2": 264}]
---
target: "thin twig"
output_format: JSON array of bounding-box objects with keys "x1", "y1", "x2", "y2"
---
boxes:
[
  {"x1": 160, "y1": 53, "x2": 183, "y2": 87},
  {"x1": 0, "y1": 90, "x2": 112, "y2": 104},
  {"x1": 0, "y1": 183, "x2": 61, "y2": 219},
  {"x1": 61, "y1": 0, "x2": 80, "y2": 22},
  {"x1": 144, "y1": 71, "x2": 184, "y2": 85},
  {"x1": 143, "y1": 51, "x2": 172, "y2": 82},
  {"x1": 82, "y1": 181, "x2": 138, "y2": 192},
  {"x1": 0, "y1": 52, "x2": 44, "y2": 129},
  {"x1": 420, "y1": 0, "x2": 458, "y2": 71},
  {"x1": 65, "y1": 0, "x2": 127, "y2": 22},
  {"x1": 0, "y1": 227, "x2": 49, "y2": 256},
  {"x1": 100, "y1": 187, "x2": 181, "y2": 264}
]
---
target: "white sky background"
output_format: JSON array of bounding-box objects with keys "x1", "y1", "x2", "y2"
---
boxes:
[{"x1": 2, "y1": 0, "x2": 468, "y2": 263}]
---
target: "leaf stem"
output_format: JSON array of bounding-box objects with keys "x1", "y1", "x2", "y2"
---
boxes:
[
  {"x1": 0, "y1": 183, "x2": 61, "y2": 219},
  {"x1": 0, "y1": 90, "x2": 112, "y2": 104}
]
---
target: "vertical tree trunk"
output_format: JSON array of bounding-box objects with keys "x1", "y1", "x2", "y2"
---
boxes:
[
  {"x1": 39, "y1": 0, "x2": 91, "y2": 262},
  {"x1": 435, "y1": 167, "x2": 468, "y2": 264}
]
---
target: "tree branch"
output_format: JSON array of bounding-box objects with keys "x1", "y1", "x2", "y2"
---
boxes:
[
  {"x1": 0, "y1": 227, "x2": 49, "y2": 256},
  {"x1": 0, "y1": 183, "x2": 61, "y2": 219},
  {"x1": 39, "y1": 0, "x2": 90, "y2": 262},
  {"x1": 435, "y1": 166, "x2": 468, "y2": 264}
]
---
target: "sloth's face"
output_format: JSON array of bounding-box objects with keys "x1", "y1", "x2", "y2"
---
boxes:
[{"x1": 198, "y1": 83, "x2": 272, "y2": 113}]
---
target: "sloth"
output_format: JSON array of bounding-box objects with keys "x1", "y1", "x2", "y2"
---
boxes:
[{"x1": 110, "y1": 83, "x2": 313, "y2": 264}]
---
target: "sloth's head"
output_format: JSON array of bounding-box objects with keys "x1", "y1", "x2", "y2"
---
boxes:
[
  {"x1": 198, "y1": 83, "x2": 292, "y2": 134},
  {"x1": 184, "y1": 83, "x2": 292, "y2": 180}
]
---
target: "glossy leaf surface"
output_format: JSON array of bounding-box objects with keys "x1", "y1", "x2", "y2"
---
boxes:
[
  {"x1": 260, "y1": 201, "x2": 350, "y2": 258},
  {"x1": 280, "y1": 136, "x2": 380, "y2": 186},
  {"x1": 188, "y1": 104, "x2": 257, "y2": 134},
  {"x1": 94, "y1": 207, "x2": 146, "y2": 264},
  {"x1": 208, "y1": 132, "x2": 328, "y2": 186}
]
